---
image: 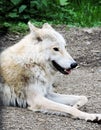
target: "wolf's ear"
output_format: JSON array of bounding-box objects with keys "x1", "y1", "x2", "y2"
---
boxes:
[
  {"x1": 42, "y1": 23, "x2": 54, "y2": 30},
  {"x1": 28, "y1": 21, "x2": 39, "y2": 33},
  {"x1": 28, "y1": 21, "x2": 42, "y2": 41}
]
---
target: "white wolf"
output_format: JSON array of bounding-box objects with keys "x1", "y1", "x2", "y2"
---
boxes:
[{"x1": 0, "y1": 22, "x2": 101, "y2": 123}]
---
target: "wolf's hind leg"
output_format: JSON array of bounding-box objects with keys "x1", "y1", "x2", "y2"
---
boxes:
[{"x1": 46, "y1": 93, "x2": 88, "y2": 109}]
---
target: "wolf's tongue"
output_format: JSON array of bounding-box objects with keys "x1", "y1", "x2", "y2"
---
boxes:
[{"x1": 65, "y1": 69, "x2": 71, "y2": 74}]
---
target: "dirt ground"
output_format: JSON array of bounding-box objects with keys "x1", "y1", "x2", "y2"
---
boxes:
[{"x1": 0, "y1": 27, "x2": 101, "y2": 130}]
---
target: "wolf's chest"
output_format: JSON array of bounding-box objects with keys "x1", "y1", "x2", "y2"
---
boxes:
[{"x1": 27, "y1": 65, "x2": 53, "y2": 96}]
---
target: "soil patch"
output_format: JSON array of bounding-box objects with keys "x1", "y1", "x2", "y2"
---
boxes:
[{"x1": 0, "y1": 27, "x2": 101, "y2": 130}]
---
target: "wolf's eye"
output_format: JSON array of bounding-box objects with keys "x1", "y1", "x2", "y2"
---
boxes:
[{"x1": 53, "y1": 47, "x2": 59, "y2": 51}]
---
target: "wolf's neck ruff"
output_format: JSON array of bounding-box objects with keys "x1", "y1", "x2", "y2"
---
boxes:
[{"x1": 27, "y1": 62, "x2": 55, "y2": 84}]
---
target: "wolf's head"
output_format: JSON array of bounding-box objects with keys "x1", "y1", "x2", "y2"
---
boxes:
[{"x1": 28, "y1": 22, "x2": 77, "y2": 75}]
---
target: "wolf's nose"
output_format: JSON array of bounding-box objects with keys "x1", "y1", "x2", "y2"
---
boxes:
[{"x1": 71, "y1": 62, "x2": 78, "y2": 69}]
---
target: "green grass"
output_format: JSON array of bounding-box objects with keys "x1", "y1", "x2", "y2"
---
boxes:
[
  {"x1": 0, "y1": 21, "x2": 62, "y2": 34},
  {"x1": 71, "y1": 1, "x2": 101, "y2": 27},
  {"x1": 0, "y1": 0, "x2": 101, "y2": 33}
]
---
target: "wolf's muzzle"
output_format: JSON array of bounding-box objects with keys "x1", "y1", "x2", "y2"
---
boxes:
[{"x1": 52, "y1": 60, "x2": 78, "y2": 75}]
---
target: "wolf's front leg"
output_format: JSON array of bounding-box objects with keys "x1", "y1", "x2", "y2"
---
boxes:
[
  {"x1": 46, "y1": 92, "x2": 88, "y2": 109},
  {"x1": 27, "y1": 95, "x2": 101, "y2": 123}
]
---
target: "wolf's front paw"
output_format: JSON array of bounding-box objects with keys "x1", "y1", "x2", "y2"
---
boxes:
[
  {"x1": 86, "y1": 114, "x2": 101, "y2": 124},
  {"x1": 73, "y1": 96, "x2": 88, "y2": 109}
]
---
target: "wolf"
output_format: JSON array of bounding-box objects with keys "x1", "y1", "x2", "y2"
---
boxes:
[{"x1": 0, "y1": 22, "x2": 101, "y2": 123}]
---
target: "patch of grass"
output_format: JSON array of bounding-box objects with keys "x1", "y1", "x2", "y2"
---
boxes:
[
  {"x1": 1, "y1": 22, "x2": 28, "y2": 33},
  {"x1": 0, "y1": 0, "x2": 101, "y2": 33},
  {"x1": 0, "y1": 21, "x2": 62, "y2": 34},
  {"x1": 0, "y1": 20, "x2": 55, "y2": 33},
  {"x1": 70, "y1": 0, "x2": 101, "y2": 27}
]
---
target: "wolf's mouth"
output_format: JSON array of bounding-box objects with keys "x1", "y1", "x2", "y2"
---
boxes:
[{"x1": 52, "y1": 60, "x2": 71, "y2": 75}]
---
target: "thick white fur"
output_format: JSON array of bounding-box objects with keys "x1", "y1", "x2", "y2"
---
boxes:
[{"x1": 0, "y1": 22, "x2": 101, "y2": 123}]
